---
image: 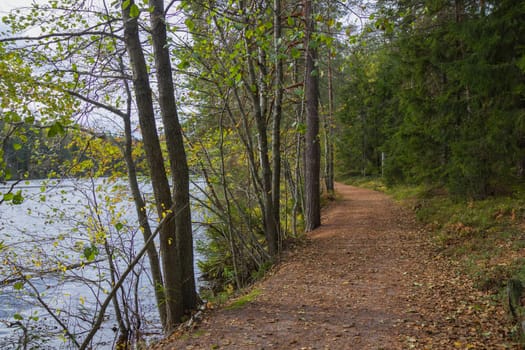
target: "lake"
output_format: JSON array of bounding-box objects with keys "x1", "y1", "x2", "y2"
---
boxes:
[{"x1": 0, "y1": 178, "x2": 206, "y2": 349}]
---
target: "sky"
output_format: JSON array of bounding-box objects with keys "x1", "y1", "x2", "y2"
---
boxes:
[{"x1": 0, "y1": 0, "x2": 32, "y2": 14}]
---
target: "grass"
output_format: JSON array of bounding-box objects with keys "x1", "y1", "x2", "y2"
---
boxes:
[
  {"x1": 179, "y1": 329, "x2": 205, "y2": 340},
  {"x1": 341, "y1": 175, "x2": 525, "y2": 294},
  {"x1": 200, "y1": 286, "x2": 262, "y2": 312},
  {"x1": 224, "y1": 288, "x2": 262, "y2": 310},
  {"x1": 341, "y1": 176, "x2": 387, "y2": 192}
]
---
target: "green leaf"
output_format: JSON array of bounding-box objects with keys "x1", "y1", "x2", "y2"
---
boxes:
[
  {"x1": 12, "y1": 191, "x2": 23, "y2": 205},
  {"x1": 294, "y1": 121, "x2": 306, "y2": 134},
  {"x1": 122, "y1": 0, "x2": 131, "y2": 10},
  {"x1": 47, "y1": 122, "x2": 65, "y2": 137},
  {"x1": 13, "y1": 313, "x2": 23, "y2": 321},
  {"x1": 129, "y1": 4, "x2": 140, "y2": 17},
  {"x1": 13, "y1": 143, "x2": 22, "y2": 151},
  {"x1": 83, "y1": 245, "x2": 99, "y2": 262},
  {"x1": 185, "y1": 18, "x2": 195, "y2": 32},
  {"x1": 115, "y1": 222, "x2": 124, "y2": 231},
  {"x1": 177, "y1": 60, "x2": 190, "y2": 70},
  {"x1": 3, "y1": 193, "x2": 14, "y2": 202},
  {"x1": 13, "y1": 282, "x2": 24, "y2": 291},
  {"x1": 291, "y1": 47, "x2": 301, "y2": 59}
]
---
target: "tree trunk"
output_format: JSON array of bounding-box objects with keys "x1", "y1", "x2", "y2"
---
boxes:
[
  {"x1": 122, "y1": 0, "x2": 183, "y2": 332},
  {"x1": 272, "y1": 0, "x2": 284, "y2": 248},
  {"x1": 324, "y1": 15, "x2": 335, "y2": 194},
  {"x1": 149, "y1": 0, "x2": 198, "y2": 313},
  {"x1": 121, "y1": 72, "x2": 167, "y2": 328},
  {"x1": 242, "y1": 12, "x2": 278, "y2": 257},
  {"x1": 304, "y1": 0, "x2": 321, "y2": 231}
]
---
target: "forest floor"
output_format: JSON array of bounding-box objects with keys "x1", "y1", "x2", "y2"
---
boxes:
[{"x1": 151, "y1": 183, "x2": 515, "y2": 349}]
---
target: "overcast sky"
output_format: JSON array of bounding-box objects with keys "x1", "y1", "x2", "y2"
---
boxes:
[
  {"x1": 0, "y1": 0, "x2": 36, "y2": 36},
  {"x1": 0, "y1": 0, "x2": 32, "y2": 34},
  {"x1": 0, "y1": 1, "x2": 32, "y2": 14}
]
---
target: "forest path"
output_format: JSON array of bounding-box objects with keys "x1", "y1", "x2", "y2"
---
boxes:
[{"x1": 152, "y1": 183, "x2": 509, "y2": 349}]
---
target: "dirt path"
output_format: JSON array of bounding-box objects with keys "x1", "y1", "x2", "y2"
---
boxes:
[{"x1": 152, "y1": 183, "x2": 512, "y2": 349}]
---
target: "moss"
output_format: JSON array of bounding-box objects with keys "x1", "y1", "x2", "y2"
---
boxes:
[{"x1": 225, "y1": 288, "x2": 262, "y2": 310}]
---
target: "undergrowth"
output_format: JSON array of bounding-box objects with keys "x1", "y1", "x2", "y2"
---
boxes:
[
  {"x1": 408, "y1": 192, "x2": 525, "y2": 293},
  {"x1": 341, "y1": 176, "x2": 387, "y2": 192}
]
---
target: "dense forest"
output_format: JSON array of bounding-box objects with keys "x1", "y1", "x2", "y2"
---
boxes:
[
  {"x1": 0, "y1": 0, "x2": 524, "y2": 348},
  {"x1": 337, "y1": 0, "x2": 525, "y2": 199}
]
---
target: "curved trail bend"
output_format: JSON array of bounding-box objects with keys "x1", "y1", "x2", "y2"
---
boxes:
[{"x1": 153, "y1": 183, "x2": 509, "y2": 349}]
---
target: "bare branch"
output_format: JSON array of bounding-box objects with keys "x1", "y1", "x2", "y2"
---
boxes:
[
  {"x1": 19, "y1": 272, "x2": 81, "y2": 347},
  {"x1": 65, "y1": 89, "x2": 127, "y2": 119},
  {"x1": 0, "y1": 28, "x2": 122, "y2": 44},
  {"x1": 0, "y1": 259, "x2": 105, "y2": 286},
  {"x1": 79, "y1": 202, "x2": 186, "y2": 350}
]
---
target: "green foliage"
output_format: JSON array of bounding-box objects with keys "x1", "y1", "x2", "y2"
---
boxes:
[
  {"x1": 82, "y1": 244, "x2": 99, "y2": 262},
  {"x1": 47, "y1": 122, "x2": 65, "y2": 138},
  {"x1": 129, "y1": 4, "x2": 140, "y2": 18},
  {"x1": 62, "y1": 130, "x2": 136, "y2": 178},
  {"x1": 2, "y1": 190, "x2": 24, "y2": 204},
  {"x1": 335, "y1": 46, "x2": 394, "y2": 177},
  {"x1": 196, "y1": 205, "x2": 266, "y2": 293},
  {"x1": 340, "y1": 176, "x2": 387, "y2": 192},
  {"x1": 13, "y1": 282, "x2": 24, "y2": 291},
  {"x1": 181, "y1": 0, "x2": 336, "y2": 292},
  {"x1": 0, "y1": 40, "x2": 76, "y2": 188},
  {"x1": 336, "y1": 1, "x2": 525, "y2": 200}
]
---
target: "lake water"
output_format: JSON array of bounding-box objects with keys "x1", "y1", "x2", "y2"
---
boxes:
[{"x1": 0, "y1": 178, "x2": 206, "y2": 349}]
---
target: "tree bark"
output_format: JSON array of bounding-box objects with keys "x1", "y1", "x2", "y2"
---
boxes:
[
  {"x1": 121, "y1": 84, "x2": 167, "y2": 329},
  {"x1": 304, "y1": 0, "x2": 321, "y2": 231},
  {"x1": 272, "y1": 0, "x2": 284, "y2": 248},
  {"x1": 122, "y1": 0, "x2": 183, "y2": 332},
  {"x1": 324, "y1": 13, "x2": 335, "y2": 194},
  {"x1": 149, "y1": 0, "x2": 198, "y2": 313}
]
